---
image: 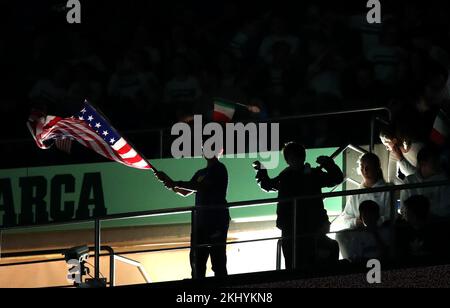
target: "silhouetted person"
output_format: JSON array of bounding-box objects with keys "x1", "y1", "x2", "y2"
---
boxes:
[
  {"x1": 396, "y1": 195, "x2": 448, "y2": 260},
  {"x1": 400, "y1": 145, "x2": 450, "y2": 218},
  {"x1": 338, "y1": 200, "x2": 390, "y2": 262},
  {"x1": 253, "y1": 142, "x2": 343, "y2": 269},
  {"x1": 156, "y1": 155, "x2": 229, "y2": 279}
]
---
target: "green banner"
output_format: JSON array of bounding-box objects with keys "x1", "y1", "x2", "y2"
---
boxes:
[{"x1": 0, "y1": 148, "x2": 343, "y2": 230}]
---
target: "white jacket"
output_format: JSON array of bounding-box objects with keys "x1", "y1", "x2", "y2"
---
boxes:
[
  {"x1": 400, "y1": 172, "x2": 450, "y2": 218},
  {"x1": 388, "y1": 142, "x2": 423, "y2": 185},
  {"x1": 342, "y1": 180, "x2": 393, "y2": 229}
]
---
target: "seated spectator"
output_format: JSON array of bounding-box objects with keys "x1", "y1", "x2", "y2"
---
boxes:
[
  {"x1": 258, "y1": 17, "x2": 299, "y2": 65},
  {"x1": 108, "y1": 50, "x2": 159, "y2": 99},
  {"x1": 261, "y1": 40, "x2": 299, "y2": 115},
  {"x1": 337, "y1": 200, "x2": 390, "y2": 262},
  {"x1": 400, "y1": 146, "x2": 450, "y2": 218},
  {"x1": 108, "y1": 50, "x2": 160, "y2": 127},
  {"x1": 337, "y1": 153, "x2": 393, "y2": 230},
  {"x1": 164, "y1": 55, "x2": 202, "y2": 122},
  {"x1": 344, "y1": 62, "x2": 388, "y2": 109},
  {"x1": 380, "y1": 124, "x2": 424, "y2": 184},
  {"x1": 306, "y1": 35, "x2": 344, "y2": 103},
  {"x1": 366, "y1": 21, "x2": 406, "y2": 86},
  {"x1": 212, "y1": 51, "x2": 245, "y2": 103},
  {"x1": 66, "y1": 63, "x2": 103, "y2": 111},
  {"x1": 396, "y1": 195, "x2": 449, "y2": 259},
  {"x1": 29, "y1": 63, "x2": 70, "y2": 114}
]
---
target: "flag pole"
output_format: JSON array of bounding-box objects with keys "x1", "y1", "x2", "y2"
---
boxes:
[{"x1": 215, "y1": 97, "x2": 249, "y2": 109}]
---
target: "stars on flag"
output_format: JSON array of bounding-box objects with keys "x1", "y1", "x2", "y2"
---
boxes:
[
  {"x1": 109, "y1": 138, "x2": 116, "y2": 144},
  {"x1": 95, "y1": 123, "x2": 101, "y2": 129},
  {"x1": 102, "y1": 130, "x2": 109, "y2": 136},
  {"x1": 87, "y1": 115, "x2": 94, "y2": 121}
]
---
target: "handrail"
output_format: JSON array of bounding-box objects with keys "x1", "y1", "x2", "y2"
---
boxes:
[
  {"x1": 0, "y1": 106, "x2": 391, "y2": 145},
  {"x1": 1, "y1": 180, "x2": 449, "y2": 232},
  {"x1": 2, "y1": 174, "x2": 450, "y2": 286},
  {"x1": 264, "y1": 107, "x2": 392, "y2": 122},
  {"x1": 2, "y1": 178, "x2": 449, "y2": 282}
]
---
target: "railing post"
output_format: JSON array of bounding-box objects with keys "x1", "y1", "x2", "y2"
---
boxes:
[
  {"x1": 389, "y1": 189, "x2": 397, "y2": 259},
  {"x1": 94, "y1": 219, "x2": 101, "y2": 280},
  {"x1": 191, "y1": 207, "x2": 198, "y2": 279},
  {"x1": 292, "y1": 199, "x2": 297, "y2": 270},
  {"x1": 276, "y1": 239, "x2": 282, "y2": 270}
]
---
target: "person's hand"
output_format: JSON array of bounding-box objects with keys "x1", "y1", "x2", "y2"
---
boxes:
[
  {"x1": 316, "y1": 156, "x2": 333, "y2": 166},
  {"x1": 155, "y1": 171, "x2": 169, "y2": 182},
  {"x1": 391, "y1": 144, "x2": 404, "y2": 161},
  {"x1": 163, "y1": 178, "x2": 175, "y2": 190},
  {"x1": 355, "y1": 218, "x2": 364, "y2": 228},
  {"x1": 252, "y1": 161, "x2": 262, "y2": 171},
  {"x1": 247, "y1": 105, "x2": 261, "y2": 113}
]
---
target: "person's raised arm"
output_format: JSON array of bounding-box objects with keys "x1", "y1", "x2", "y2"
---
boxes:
[
  {"x1": 155, "y1": 171, "x2": 195, "y2": 197},
  {"x1": 316, "y1": 156, "x2": 344, "y2": 188},
  {"x1": 253, "y1": 161, "x2": 280, "y2": 192}
]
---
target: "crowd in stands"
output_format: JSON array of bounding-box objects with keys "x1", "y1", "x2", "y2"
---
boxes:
[
  {"x1": 333, "y1": 144, "x2": 450, "y2": 265},
  {"x1": 1, "y1": 1, "x2": 449, "y2": 147}
]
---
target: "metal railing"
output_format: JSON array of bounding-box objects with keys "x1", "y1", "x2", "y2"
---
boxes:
[
  {"x1": 1, "y1": 179, "x2": 449, "y2": 286},
  {"x1": 0, "y1": 107, "x2": 391, "y2": 159}
]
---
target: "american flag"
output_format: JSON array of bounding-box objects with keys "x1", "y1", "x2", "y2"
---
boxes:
[{"x1": 27, "y1": 101, "x2": 153, "y2": 170}]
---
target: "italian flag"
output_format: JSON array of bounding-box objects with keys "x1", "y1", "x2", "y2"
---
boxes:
[
  {"x1": 430, "y1": 109, "x2": 449, "y2": 145},
  {"x1": 213, "y1": 99, "x2": 236, "y2": 123}
]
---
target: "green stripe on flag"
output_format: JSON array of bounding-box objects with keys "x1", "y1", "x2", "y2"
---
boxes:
[{"x1": 214, "y1": 99, "x2": 236, "y2": 110}]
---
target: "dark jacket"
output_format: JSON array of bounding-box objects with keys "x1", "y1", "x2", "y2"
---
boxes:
[
  {"x1": 256, "y1": 160, "x2": 343, "y2": 233},
  {"x1": 183, "y1": 161, "x2": 230, "y2": 228}
]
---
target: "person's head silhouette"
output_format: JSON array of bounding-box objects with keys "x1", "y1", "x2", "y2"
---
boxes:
[{"x1": 282, "y1": 142, "x2": 306, "y2": 168}]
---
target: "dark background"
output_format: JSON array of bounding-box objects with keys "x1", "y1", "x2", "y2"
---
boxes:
[{"x1": 1, "y1": 0, "x2": 450, "y2": 167}]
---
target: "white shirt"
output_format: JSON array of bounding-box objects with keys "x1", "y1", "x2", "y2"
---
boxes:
[
  {"x1": 342, "y1": 180, "x2": 393, "y2": 229},
  {"x1": 336, "y1": 227, "x2": 390, "y2": 261},
  {"x1": 387, "y1": 142, "x2": 423, "y2": 185},
  {"x1": 400, "y1": 172, "x2": 450, "y2": 218}
]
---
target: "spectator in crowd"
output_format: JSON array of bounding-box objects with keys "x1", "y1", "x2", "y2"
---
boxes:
[
  {"x1": 2, "y1": 0, "x2": 449, "y2": 170},
  {"x1": 380, "y1": 124, "x2": 424, "y2": 184},
  {"x1": 338, "y1": 200, "x2": 390, "y2": 262},
  {"x1": 305, "y1": 34, "x2": 345, "y2": 111},
  {"x1": 344, "y1": 62, "x2": 388, "y2": 109},
  {"x1": 366, "y1": 21, "x2": 407, "y2": 87},
  {"x1": 164, "y1": 55, "x2": 203, "y2": 122},
  {"x1": 337, "y1": 153, "x2": 393, "y2": 231},
  {"x1": 108, "y1": 50, "x2": 160, "y2": 127},
  {"x1": 400, "y1": 146, "x2": 450, "y2": 218},
  {"x1": 66, "y1": 63, "x2": 103, "y2": 111},
  {"x1": 258, "y1": 16, "x2": 300, "y2": 65},
  {"x1": 396, "y1": 195, "x2": 450, "y2": 259},
  {"x1": 253, "y1": 142, "x2": 343, "y2": 269},
  {"x1": 29, "y1": 63, "x2": 70, "y2": 114}
]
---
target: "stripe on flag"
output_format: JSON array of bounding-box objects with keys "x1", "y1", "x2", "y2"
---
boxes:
[
  {"x1": 213, "y1": 99, "x2": 236, "y2": 123},
  {"x1": 430, "y1": 109, "x2": 449, "y2": 145}
]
